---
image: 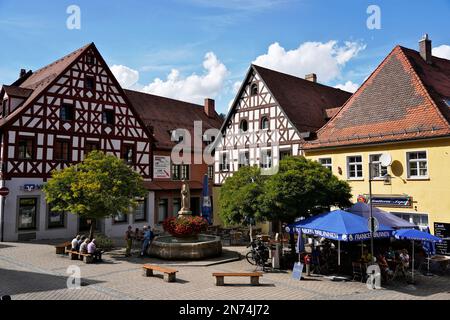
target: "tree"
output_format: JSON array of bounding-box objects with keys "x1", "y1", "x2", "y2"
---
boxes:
[
  {"x1": 260, "y1": 155, "x2": 352, "y2": 225},
  {"x1": 43, "y1": 151, "x2": 146, "y2": 240},
  {"x1": 218, "y1": 166, "x2": 266, "y2": 227}
]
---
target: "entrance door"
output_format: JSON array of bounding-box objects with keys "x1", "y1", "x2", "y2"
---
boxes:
[{"x1": 79, "y1": 217, "x2": 98, "y2": 233}]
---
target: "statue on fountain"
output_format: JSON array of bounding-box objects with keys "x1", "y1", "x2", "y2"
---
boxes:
[{"x1": 178, "y1": 179, "x2": 192, "y2": 216}]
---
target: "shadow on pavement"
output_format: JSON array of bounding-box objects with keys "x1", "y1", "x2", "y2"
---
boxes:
[{"x1": 0, "y1": 268, "x2": 104, "y2": 297}]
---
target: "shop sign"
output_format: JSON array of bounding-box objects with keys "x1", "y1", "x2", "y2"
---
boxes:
[
  {"x1": 370, "y1": 196, "x2": 412, "y2": 207},
  {"x1": 20, "y1": 184, "x2": 44, "y2": 192},
  {"x1": 153, "y1": 156, "x2": 171, "y2": 179}
]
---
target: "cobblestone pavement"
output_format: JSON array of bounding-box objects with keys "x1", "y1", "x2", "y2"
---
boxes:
[{"x1": 1, "y1": 242, "x2": 450, "y2": 300}]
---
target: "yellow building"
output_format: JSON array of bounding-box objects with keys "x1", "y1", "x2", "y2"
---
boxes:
[{"x1": 304, "y1": 37, "x2": 450, "y2": 246}]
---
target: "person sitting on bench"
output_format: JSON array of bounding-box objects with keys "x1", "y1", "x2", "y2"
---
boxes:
[
  {"x1": 79, "y1": 238, "x2": 90, "y2": 255},
  {"x1": 71, "y1": 235, "x2": 81, "y2": 251},
  {"x1": 87, "y1": 239, "x2": 103, "y2": 262}
]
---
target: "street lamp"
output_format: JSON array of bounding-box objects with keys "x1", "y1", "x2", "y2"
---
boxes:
[{"x1": 368, "y1": 153, "x2": 392, "y2": 264}]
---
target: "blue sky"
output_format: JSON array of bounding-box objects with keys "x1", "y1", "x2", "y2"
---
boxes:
[{"x1": 1, "y1": 0, "x2": 449, "y2": 113}]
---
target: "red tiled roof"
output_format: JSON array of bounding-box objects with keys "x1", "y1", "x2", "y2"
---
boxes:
[
  {"x1": 305, "y1": 45, "x2": 450, "y2": 149},
  {"x1": 0, "y1": 43, "x2": 92, "y2": 127},
  {"x1": 252, "y1": 65, "x2": 352, "y2": 132},
  {"x1": 124, "y1": 89, "x2": 223, "y2": 150},
  {"x1": 143, "y1": 180, "x2": 203, "y2": 191}
]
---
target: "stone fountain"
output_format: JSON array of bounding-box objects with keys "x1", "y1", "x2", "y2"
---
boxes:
[{"x1": 148, "y1": 180, "x2": 222, "y2": 260}]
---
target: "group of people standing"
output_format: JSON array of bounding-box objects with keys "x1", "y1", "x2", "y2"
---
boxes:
[
  {"x1": 71, "y1": 235, "x2": 103, "y2": 262},
  {"x1": 125, "y1": 225, "x2": 154, "y2": 258}
]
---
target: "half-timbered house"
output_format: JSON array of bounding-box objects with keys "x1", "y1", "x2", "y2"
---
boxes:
[{"x1": 0, "y1": 43, "x2": 154, "y2": 241}]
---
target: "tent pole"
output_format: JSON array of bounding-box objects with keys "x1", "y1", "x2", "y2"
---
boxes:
[
  {"x1": 412, "y1": 240, "x2": 415, "y2": 284},
  {"x1": 338, "y1": 240, "x2": 341, "y2": 266}
]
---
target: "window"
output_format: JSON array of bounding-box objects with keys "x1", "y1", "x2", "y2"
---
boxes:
[
  {"x1": 122, "y1": 144, "x2": 135, "y2": 165},
  {"x1": 2, "y1": 98, "x2": 8, "y2": 117},
  {"x1": 220, "y1": 153, "x2": 230, "y2": 172},
  {"x1": 181, "y1": 165, "x2": 190, "y2": 180},
  {"x1": 60, "y1": 104, "x2": 75, "y2": 121},
  {"x1": 369, "y1": 154, "x2": 388, "y2": 179},
  {"x1": 207, "y1": 165, "x2": 214, "y2": 180},
  {"x1": 172, "y1": 164, "x2": 189, "y2": 180},
  {"x1": 102, "y1": 110, "x2": 115, "y2": 125},
  {"x1": 238, "y1": 151, "x2": 249, "y2": 168},
  {"x1": 114, "y1": 212, "x2": 128, "y2": 224},
  {"x1": 394, "y1": 212, "x2": 429, "y2": 229},
  {"x1": 85, "y1": 141, "x2": 100, "y2": 154},
  {"x1": 260, "y1": 150, "x2": 272, "y2": 169},
  {"x1": 18, "y1": 137, "x2": 34, "y2": 160},
  {"x1": 158, "y1": 199, "x2": 169, "y2": 223},
  {"x1": 260, "y1": 117, "x2": 270, "y2": 130},
  {"x1": 86, "y1": 54, "x2": 95, "y2": 65},
  {"x1": 239, "y1": 119, "x2": 248, "y2": 132},
  {"x1": 133, "y1": 198, "x2": 147, "y2": 222},
  {"x1": 172, "y1": 198, "x2": 181, "y2": 217},
  {"x1": 54, "y1": 139, "x2": 71, "y2": 161},
  {"x1": 85, "y1": 76, "x2": 95, "y2": 90},
  {"x1": 319, "y1": 158, "x2": 332, "y2": 171},
  {"x1": 347, "y1": 155, "x2": 363, "y2": 179},
  {"x1": 279, "y1": 150, "x2": 291, "y2": 161},
  {"x1": 18, "y1": 198, "x2": 38, "y2": 231},
  {"x1": 407, "y1": 151, "x2": 428, "y2": 178},
  {"x1": 48, "y1": 205, "x2": 65, "y2": 229},
  {"x1": 250, "y1": 83, "x2": 258, "y2": 96}
]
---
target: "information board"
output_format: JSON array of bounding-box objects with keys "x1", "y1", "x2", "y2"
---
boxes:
[
  {"x1": 292, "y1": 262, "x2": 304, "y2": 281},
  {"x1": 434, "y1": 222, "x2": 450, "y2": 256}
]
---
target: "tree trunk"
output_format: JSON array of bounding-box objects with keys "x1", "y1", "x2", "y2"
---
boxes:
[{"x1": 89, "y1": 219, "x2": 96, "y2": 240}]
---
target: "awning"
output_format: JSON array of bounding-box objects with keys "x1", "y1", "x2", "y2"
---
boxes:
[{"x1": 348, "y1": 202, "x2": 417, "y2": 229}]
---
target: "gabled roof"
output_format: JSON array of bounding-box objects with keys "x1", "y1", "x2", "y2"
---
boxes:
[
  {"x1": 252, "y1": 65, "x2": 352, "y2": 132},
  {"x1": 306, "y1": 45, "x2": 450, "y2": 149},
  {"x1": 124, "y1": 89, "x2": 223, "y2": 150},
  {"x1": 0, "y1": 43, "x2": 91, "y2": 127},
  {"x1": 2, "y1": 85, "x2": 33, "y2": 99}
]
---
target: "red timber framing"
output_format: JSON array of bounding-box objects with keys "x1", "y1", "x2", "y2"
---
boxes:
[{"x1": 0, "y1": 43, "x2": 154, "y2": 180}]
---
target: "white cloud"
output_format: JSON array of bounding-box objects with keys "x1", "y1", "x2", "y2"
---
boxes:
[
  {"x1": 232, "y1": 81, "x2": 242, "y2": 94},
  {"x1": 433, "y1": 45, "x2": 450, "y2": 60},
  {"x1": 253, "y1": 41, "x2": 366, "y2": 83},
  {"x1": 141, "y1": 52, "x2": 228, "y2": 104},
  {"x1": 110, "y1": 65, "x2": 139, "y2": 89},
  {"x1": 335, "y1": 81, "x2": 359, "y2": 93}
]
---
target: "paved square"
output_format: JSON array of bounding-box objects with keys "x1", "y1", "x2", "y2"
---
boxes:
[{"x1": 1, "y1": 241, "x2": 450, "y2": 300}]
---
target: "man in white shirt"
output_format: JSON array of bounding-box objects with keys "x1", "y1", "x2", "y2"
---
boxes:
[{"x1": 71, "y1": 235, "x2": 81, "y2": 251}]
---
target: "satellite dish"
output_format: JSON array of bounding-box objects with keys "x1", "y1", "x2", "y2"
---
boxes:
[{"x1": 380, "y1": 153, "x2": 392, "y2": 167}]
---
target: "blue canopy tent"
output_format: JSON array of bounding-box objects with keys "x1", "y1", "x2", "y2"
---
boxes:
[
  {"x1": 201, "y1": 174, "x2": 212, "y2": 225},
  {"x1": 393, "y1": 228, "x2": 442, "y2": 283},
  {"x1": 348, "y1": 202, "x2": 417, "y2": 229},
  {"x1": 291, "y1": 210, "x2": 394, "y2": 266}
]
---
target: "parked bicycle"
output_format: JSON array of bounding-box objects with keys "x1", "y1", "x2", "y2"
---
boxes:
[{"x1": 246, "y1": 239, "x2": 270, "y2": 271}]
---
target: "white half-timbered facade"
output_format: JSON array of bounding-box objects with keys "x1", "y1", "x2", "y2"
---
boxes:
[
  {"x1": 0, "y1": 43, "x2": 155, "y2": 241},
  {"x1": 214, "y1": 65, "x2": 352, "y2": 185}
]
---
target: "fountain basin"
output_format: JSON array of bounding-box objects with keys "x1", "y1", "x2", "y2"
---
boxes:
[{"x1": 148, "y1": 234, "x2": 222, "y2": 260}]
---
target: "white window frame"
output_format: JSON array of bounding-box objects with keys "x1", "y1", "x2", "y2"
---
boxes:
[
  {"x1": 347, "y1": 155, "x2": 363, "y2": 180},
  {"x1": 260, "y1": 149, "x2": 272, "y2": 169},
  {"x1": 220, "y1": 152, "x2": 230, "y2": 172},
  {"x1": 318, "y1": 158, "x2": 332, "y2": 171},
  {"x1": 238, "y1": 151, "x2": 250, "y2": 168},
  {"x1": 406, "y1": 150, "x2": 429, "y2": 179},
  {"x1": 369, "y1": 154, "x2": 388, "y2": 180}
]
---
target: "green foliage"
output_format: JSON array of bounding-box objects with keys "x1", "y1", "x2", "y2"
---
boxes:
[
  {"x1": 260, "y1": 156, "x2": 352, "y2": 223},
  {"x1": 92, "y1": 233, "x2": 114, "y2": 251},
  {"x1": 43, "y1": 151, "x2": 146, "y2": 221},
  {"x1": 218, "y1": 166, "x2": 266, "y2": 226}
]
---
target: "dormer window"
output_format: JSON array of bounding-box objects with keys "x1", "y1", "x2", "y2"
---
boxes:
[
  {"x1": 60, "y1": 104, "x2": 75, "y2": 121},
  {"x1": 239, "y1": 119, "x2": 248, "y2": 132},
  {"x1": 85, "y1": 76, "x2": 95, "y2": 90},
  {"x1": 250, "y1": 83, "x2": 258, "y2": 96}
]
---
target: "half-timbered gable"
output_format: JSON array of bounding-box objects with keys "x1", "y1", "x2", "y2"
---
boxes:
[
  {"x1": 214, "y1": 65, "x2": 352, "y2": 185},
  {"x1": 0, "y1": 43, "x2": 153, "y2": 179}
]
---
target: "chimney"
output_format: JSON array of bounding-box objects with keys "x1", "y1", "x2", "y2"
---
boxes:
[
  {"x1": 419, "y1": 34, "x2": 432, "y2": 64},
  {"x1": 204, "y1": 98, "x2": 215, "y2": 118},
  {"x1": 305, "y1": 73, "x2": 317, "y2": 83},
  {"x1": 20, "y1": 69, "x2": 27, "y2": 78}
]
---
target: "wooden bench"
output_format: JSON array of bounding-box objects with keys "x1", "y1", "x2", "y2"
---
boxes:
[
  {"x1": 65, "y1": 249, "x2": 94, "y2": 264},
  {"x1": 212, "y1": 272, "x2": 263, "y2": 286},
  {"x1": 65, "y1": 249, "x2": 80, "y2": 260},
  {"x1": 55, "y1": 242, "x2": 72, "y2": 255},
  {"x1": 142, "y1": 264, "x2": 178, "y2": 282}
]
